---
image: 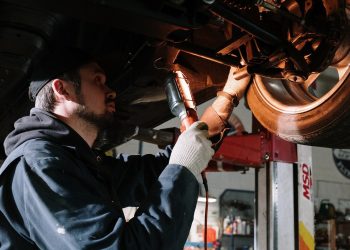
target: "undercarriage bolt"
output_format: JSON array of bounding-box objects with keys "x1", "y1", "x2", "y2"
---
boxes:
[
  {"x1": 202, "y1": 0, "x2": 215, "y2": 4},
  {"x1": 288, "y1": 74, "x2": 305, "y2": 83},
  {"x1": 283, "y1": 70, "x2": 307, "y2": 83},
  {"x1": 264, "y1": 153, "x2": 270, "y2": 161}
]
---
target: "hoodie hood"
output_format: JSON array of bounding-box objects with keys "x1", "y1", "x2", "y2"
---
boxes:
[{"x1": 4, "y1": 108, "x2": 95, "y2": 163}]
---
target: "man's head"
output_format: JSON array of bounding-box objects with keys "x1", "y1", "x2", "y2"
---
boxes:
[
  {"x1": 68, "y1": 62, "x2": 116, "y2": 129},
  {"x1": 29, "y1": 48, "x2": 116, "y2": 131}
]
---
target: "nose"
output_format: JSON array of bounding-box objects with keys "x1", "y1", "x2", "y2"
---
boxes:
[{"x1": 106, "y1": 85, "x2": 116, "y2": 101}]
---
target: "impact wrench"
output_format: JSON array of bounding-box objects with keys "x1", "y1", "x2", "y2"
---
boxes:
[{"x1": 165, "y1": 70, "x2": 210, "y2": 250}]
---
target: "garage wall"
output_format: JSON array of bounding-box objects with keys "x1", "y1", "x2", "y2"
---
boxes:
[{"x1": 313, "y1": 146, "x2": 350, "y2": 213}]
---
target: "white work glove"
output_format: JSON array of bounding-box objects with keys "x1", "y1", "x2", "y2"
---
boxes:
[
  {"x1": 222, "y1": 66, "x2": 251, "y2": 99},
  {"x1": 169, "y1": 121, "x2": 215, "y2": 177}
]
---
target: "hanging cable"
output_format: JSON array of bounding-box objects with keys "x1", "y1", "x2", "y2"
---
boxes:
[{"x1": 201, "y1": 172, "x2": 209, "y2": 250}]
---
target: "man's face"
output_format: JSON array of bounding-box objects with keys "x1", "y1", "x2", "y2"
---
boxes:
[{"x1": 72, "y1": 62, "x2": 116, "y2": 130}]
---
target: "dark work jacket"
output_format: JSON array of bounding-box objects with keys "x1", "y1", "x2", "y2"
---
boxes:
[{"x1": 0, "y1": 108, "x2": 199, "y2": 250}]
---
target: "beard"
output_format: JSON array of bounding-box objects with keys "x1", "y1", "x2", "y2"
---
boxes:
[
  {"x1": 74, "y1": 105, "x2": 114, "y2": 131},
  {"x1": 73, "y1": 92, "x2": 115, "y2": 131}
]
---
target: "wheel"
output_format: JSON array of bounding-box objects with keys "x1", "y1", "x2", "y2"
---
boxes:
[
  {"x1": 247, "y1": 35, "x2": 350, "y2": 148},
  {"x1": 245, "y1": 0, "x2": 350, "y2": 148}
]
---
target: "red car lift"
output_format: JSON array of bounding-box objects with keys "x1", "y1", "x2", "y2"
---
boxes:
[{"x1": 206, "y1": 126, "x2": 314, "y2": 250}]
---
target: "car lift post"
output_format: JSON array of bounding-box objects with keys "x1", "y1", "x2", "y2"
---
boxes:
[{"x1": 206, "y1": 123, "x2": 315, "y2": 250}]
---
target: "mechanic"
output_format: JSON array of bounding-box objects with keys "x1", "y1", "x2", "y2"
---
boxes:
[{"x1": 0, "y1": 48, "x2": 249, "y2": 249}]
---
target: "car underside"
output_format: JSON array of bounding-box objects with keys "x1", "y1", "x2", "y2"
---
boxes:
[{"x1": 0, "y1": 0, "x2": 349, "y2": 158}]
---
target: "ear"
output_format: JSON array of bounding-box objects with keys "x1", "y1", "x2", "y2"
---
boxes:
[{"x1": 51, "y1": 79, "x2": 75, "y2": 101}]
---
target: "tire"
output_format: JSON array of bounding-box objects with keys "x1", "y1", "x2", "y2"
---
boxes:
[
  {"x1": 247, "y1": 45, "x2": 350, "y2": 148},
  {"x1": 246, "y1": 0, "x2": 350, "y2": 148}
]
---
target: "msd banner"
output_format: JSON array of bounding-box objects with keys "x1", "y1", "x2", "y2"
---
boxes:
[
  {"x1": 302, "y1": 163, "x2": 312, "y2": 200},
  {"x1": 298, "y1": 145, "x2": 314, "y2": 250}
]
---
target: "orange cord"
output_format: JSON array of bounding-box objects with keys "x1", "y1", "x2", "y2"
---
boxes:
[{"x1": 201, "y1": 172, "x2": 209, "y2": 250}]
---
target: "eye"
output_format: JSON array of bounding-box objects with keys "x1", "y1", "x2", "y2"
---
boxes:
[{"x1": 95, "y1": 74, "x2": 106, "y2": 86}]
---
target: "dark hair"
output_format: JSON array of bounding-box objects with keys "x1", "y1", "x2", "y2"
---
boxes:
[{"x1": 35, "y1": 69, "x2": 82, "y2": 112}]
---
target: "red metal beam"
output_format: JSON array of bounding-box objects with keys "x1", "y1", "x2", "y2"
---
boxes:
[{"x1": 206, "y1": 129, "x2": 297, "y2": 172}]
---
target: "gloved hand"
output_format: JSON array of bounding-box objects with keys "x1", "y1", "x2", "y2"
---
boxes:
[
  {"x1": 169, "y1": 121, "x2": 215, "y2": 177},
  {"x1": 222, "y1": 66, "x2": 251, "y2": 99},
  {"x1": 200, "y1": 67, "x2": 251, "y2": 138}
]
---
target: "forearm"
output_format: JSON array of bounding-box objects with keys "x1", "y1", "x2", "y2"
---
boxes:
[{"x1": 201, "y1": 67, "x2": 250, "y2": 137}]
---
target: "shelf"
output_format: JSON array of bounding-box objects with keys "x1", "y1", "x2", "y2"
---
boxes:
[
  {"x1": 219, "y1": 189, "x2": 255, "y2": 250},
  {"x1": 315, "y1": 219, "x2": 336, "y2": 249}
]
